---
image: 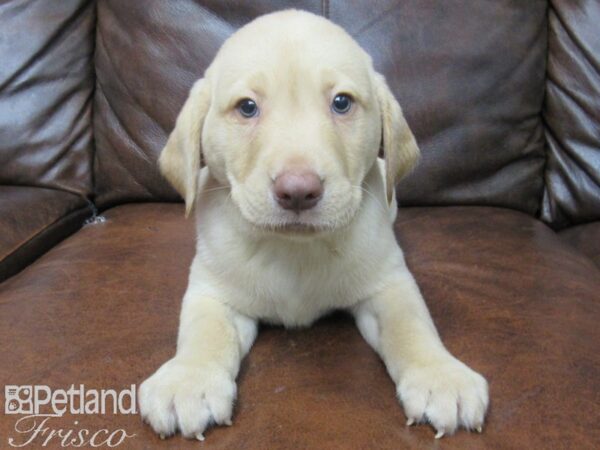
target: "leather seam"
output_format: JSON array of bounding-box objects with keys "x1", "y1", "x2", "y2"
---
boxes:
[
  {"x1": 0, "y1": 205, "x2": 93, "y2": 282},
  {"x1": 321, "y1": 0, "x2": 329, "y2": 18}
]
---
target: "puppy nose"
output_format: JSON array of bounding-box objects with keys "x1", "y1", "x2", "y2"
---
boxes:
[{"x1": 273, "y1": 171, "x2": 323, "y2": 212}]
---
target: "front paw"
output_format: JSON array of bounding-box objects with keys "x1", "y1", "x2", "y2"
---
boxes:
[
  {"x1": 138, "y1": 358, "x2": 236, "y2": 440},
  {"x1": 397, "y1": 358, "x2": 488, "y2": 438}
]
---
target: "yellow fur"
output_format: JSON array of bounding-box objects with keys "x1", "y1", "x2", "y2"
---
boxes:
[{"x1": 140, "y1": 9, "x2": 488, "y2": 441}]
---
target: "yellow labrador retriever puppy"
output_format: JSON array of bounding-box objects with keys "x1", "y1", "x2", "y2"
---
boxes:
[{"x1": 139, "y1": 9, "x2": 488, "y2": 440}]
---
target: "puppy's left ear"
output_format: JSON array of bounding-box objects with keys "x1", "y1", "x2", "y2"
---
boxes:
[
  {"x1": 374, "y1": 73, "x2": 420, "y2": 205},
  {"x1": 159, "y1": 78, "x2": 211, "y2": 217}
]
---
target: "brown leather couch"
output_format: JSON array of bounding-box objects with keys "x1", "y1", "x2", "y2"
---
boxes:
[{"x1": 1, "y1": 1, "x2": 599, "y2": 449}]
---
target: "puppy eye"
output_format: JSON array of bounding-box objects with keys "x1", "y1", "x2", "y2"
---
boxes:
[
  {"x1": 331, "y1": 93, "x2": 353, "y2": 114},
  {"x1": 237, "y1": 98, "x2": 259, "y2": 118}
]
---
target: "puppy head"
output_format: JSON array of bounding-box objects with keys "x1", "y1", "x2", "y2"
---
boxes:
[{"x1": 160, "y1": 10, "x2": 419, "y2": 231}]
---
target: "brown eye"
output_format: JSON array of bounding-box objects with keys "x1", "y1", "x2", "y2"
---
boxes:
[
  {"x1": 237, "y1": 98, "x2": 259, "y2": 118},
  {"x1": 332, "y1": 94, "x2": 352, "y2": 114}
]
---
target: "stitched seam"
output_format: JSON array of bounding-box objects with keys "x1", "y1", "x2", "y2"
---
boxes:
[
  {"x1": 0, "y1": 205, "x2": 92, "y2": 277},
  {"x1": 321, "y1": 0, "x2": 329, "y2": 18},
  {"x1": 539, "y1": 0, "x2": 552, "y2": 223}
]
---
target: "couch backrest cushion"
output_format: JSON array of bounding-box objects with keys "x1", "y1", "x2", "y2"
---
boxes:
[
  {"x1": 542, "y1": 0, "x2": 600, "y2": 229},
  {"x1": 330, "y1": 0, "x2": 548, "y2": 215},
  {"x1": 94, "y1": 0, "x2": 548, "y2": 215},
  {"x1": 93, "y1": 0, "x2": 322, "y2": 209},
  {"x1": 0, "y1": 0, "x2": 95, "y2": 197}
]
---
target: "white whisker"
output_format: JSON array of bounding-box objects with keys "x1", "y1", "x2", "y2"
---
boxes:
[
  {"x1": 200, "y1": 186, "x2": 231, "y2": 195},
  {"x1": 352, "y1": 183, "x2": 388, "y2": 217}
]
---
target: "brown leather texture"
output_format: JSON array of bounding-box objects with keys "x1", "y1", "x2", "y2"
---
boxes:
[
  {"x1": 0, "y1": 186, "x2": 91, "y2": 282},
  {"x1": 93, "y1": 1, "x2": 548, "y2": 217},
  {"x1": 542, "y1": 0, "x2": 600, "y2": 228},
  {"x1": 0, "y1": 0, "x2": 95, "y2": 197},
  {"x1": 560, "y1": 222, "x2": 600, "y2": 268},
  {"x1": 1, "y1": 204, "x2": 598, "y2": 449}
]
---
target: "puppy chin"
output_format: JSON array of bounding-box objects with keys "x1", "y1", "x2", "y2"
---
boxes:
[
  {"x1": 267, "y1": 220, "x2": 330, "y2": 237},
  {"x1": 242, "y1": 212, "x2": 334, "y2": 238}
]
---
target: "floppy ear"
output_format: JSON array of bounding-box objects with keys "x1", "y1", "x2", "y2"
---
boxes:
[
  {"x1": 374, "y1": 73, "x2": 420, "y2": 205},
  {"x1": 159, "y1": 78, "x2": 211, "y2": 216}
]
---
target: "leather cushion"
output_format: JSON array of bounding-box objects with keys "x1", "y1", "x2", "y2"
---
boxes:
[
  {"x1": 1, "y1": 204, "x2": 598, "y2": 449},
  {"x1": 542, "y1": 0, "x2": 600, "y2": 228},
  {"x1": 0, "y1": 186, "x2": 91, "y2": 282},
  {"x1": 330, "y1": 0, "x2": 548, "y2": 216},
  {"x1": 93, "y1": 0, "x2": 322, "y2": 209},
  {"x1": 0, "y1": 0, "x2": 95, "y2": 196},
  {"x1": 93, "y1": 1, "x2": 547, "y2": 216}
]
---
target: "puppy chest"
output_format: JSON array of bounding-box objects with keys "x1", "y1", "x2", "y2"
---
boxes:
[{"x1": 217, "y1": 249, "x2": 367, "y2": 325}]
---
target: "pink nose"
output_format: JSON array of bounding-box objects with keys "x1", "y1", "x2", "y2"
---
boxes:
[{"x1": 273, "y1": 171, "x2": 324, "y2": 212}]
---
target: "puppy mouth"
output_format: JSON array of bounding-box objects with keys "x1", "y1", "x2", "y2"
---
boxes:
[
  {"x1": 270, "y1": 222, "x2": 322, "y2": 234},
  {"x1": 240, "y1": 211, "x2": 340, "y2": 237}
]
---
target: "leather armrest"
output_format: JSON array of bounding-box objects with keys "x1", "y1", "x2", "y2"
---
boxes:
[{"x1": 0, "y1": 186, "x2": 92, "y2": 282}]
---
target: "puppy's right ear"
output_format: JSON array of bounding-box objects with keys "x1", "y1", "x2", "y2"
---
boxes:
[{"x1": 159, "y1": 78, "x2": 211, "y2": 217}]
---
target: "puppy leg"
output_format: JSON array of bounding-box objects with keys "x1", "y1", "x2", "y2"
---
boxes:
[
  {"x1": 353, "y1": 266, "x2": 488, "y2": 438},
  {"x1": 139, "y1": 286, "x2": 257, "y2": 440}
]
